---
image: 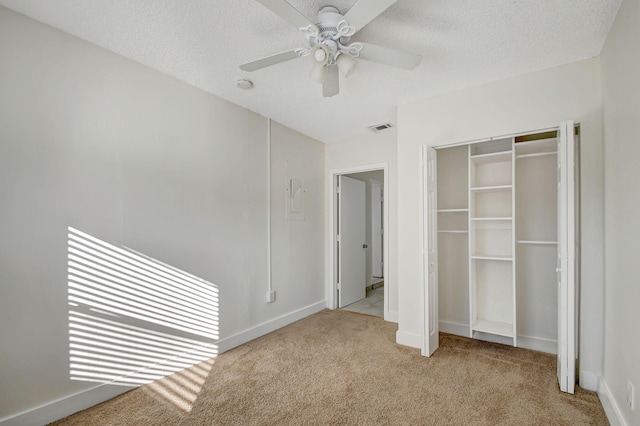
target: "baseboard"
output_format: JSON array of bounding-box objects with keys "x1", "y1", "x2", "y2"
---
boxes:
[
  {"x1": 0, "y1": 384, "x2": 133, "y2": 426},
  {"x1": 0, "y1": 300, "x2": 327, "y2": 426},
  {"x1": 579, "y1": 370, "x2": 599, "y2": 392},
  {"x1": 439, "y1": 320, "x2": 469, "y2": 336},
  {"x1": 517, "y1": 334, "x2": 557, "y2": 355},
  {"x1": 438, "y1": 321, "x2": 557, "y2": 354},
  {"x1": 598, "y1": 378, "x2": 627, "y2": 426},
  {"x1": 396, "y1": 329, "x2": 422, "y2": 349},
  {"x1": 471, "y1": 331, "x2": 514, "y2": 346},
  {"x1": 216, "y1": 300, "x2": 326, "y2": 353},
  {"x1": 384, "y1": 310, "x2": 398, "y2": 323}
]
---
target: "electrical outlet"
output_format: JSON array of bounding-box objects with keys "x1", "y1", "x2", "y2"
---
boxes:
[
  {"x1": 628, "y1": 381, "x2": 635, "y2": 411},
  {"x1": 266, "y1": 290, "x2": 276, "y2": 303}
]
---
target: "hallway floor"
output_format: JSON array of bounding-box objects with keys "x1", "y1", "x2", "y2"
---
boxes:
[{"x1": 341, "y1": 286, "x2": 383, "y2": 318}]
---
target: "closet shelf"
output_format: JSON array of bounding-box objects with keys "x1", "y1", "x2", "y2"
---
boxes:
[
  {"x1": 470, "y1": 254, "x2": 513, "y2": 261},
  {"x1": 470, "y1": 151, "x2": 512, "y2": 164},
  {"x1": 437, "y1": 208, "x2": 469, "y2": 213},
  {"x1": 514, "y1": 137, "x2": 557, "y2": 155},
  {"x1": 438, "y1": 230, "x2": 469, "y2": 234},
  {"x1": 516, "y1": 152, "x2": 556, "y2": 159},
  {"x1": 470, "y1": 217, "x2": 513, "y2": 221},
  {"x1": 470, "y1": 185, "x2": 512, "y2": 193},
  {"x1": 517, "y1": 240, "x2": 557, "y2": 245},
  {"x1": 472, "y1": 319, "x2": 514, "y2": 338}
]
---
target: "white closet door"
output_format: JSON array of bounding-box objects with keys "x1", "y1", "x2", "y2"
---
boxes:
[
  {"x1": 422, "y1": 146, "x2": 439, "y2": 356},
  {"x1": 557, "y1": 121, "x2": 576, "y2": 394}
]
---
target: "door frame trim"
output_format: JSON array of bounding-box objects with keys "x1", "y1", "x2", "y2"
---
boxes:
[
  {"x1": 327, "y1": 163, "x2": 391, "y2": 321},
  {"x1": 370, "y1": 178, "x2": 384, "y2": 278}
]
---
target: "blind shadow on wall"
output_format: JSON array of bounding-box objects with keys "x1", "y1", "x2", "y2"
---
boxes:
[{"x1": 67, "y1": 227, "x2": 219, "y2": 411}]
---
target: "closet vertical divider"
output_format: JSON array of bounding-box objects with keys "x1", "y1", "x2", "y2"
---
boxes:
[{"x1": 468, "y1": 139, "x2": 516, "y2": 343}]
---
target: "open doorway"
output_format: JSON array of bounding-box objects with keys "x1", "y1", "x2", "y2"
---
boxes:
[{"x1": 334, "y1": 169, "x2": 385, "y2": 318}]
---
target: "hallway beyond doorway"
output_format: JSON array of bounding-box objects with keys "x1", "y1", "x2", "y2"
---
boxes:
[{"x1": 340, "y1": 285, "x2": 383, "y2": 318}]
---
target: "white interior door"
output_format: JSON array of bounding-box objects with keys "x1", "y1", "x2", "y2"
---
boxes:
[
  {"x1": 338, "y1": 176, "x2": 366, "y2": 308},
  {"x1": 557, "y1": 120, "x2": 576, "y2": 394},
  {"x1": 423, "y1": 147, "x2": 439, "y2": 356},
  {"x1": 371, "y1": 181, "x2": 383, "y2": 278}
]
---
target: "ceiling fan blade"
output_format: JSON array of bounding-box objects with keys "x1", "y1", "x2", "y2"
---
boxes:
[
  {"x1": 240, "y1": 49, "x2": 305, "y2": 72},
  {"x1": 357, "y1": 42, "x2": 422, "y2": 70},
  {"x1": 323, "y1": 66, "x2": 339, "y2": 97},
  {"x1": 343, "y1": 0, "x2": 397, "y2": 32},
  {"x1": 255, "y1": 0, "x2": 315, "y2": 30}
]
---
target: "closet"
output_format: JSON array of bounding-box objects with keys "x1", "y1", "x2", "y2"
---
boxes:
[{"x1": 433, "y1": 124, "x2": 579, "y2": 358}]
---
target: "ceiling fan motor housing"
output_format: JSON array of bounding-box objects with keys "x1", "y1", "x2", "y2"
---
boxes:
[{"x1": 308, "y1": 6, "x2": 352, "y2": 56}]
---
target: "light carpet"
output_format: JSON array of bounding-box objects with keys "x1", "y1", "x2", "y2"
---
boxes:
[{"x1": 52, "y1": 309, "x2": 608, "y2": 425}]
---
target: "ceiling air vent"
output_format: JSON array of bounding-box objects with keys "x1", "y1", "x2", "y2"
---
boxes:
[{"x1": 368, "y1": 123, "x2": 395, "y2": 133}]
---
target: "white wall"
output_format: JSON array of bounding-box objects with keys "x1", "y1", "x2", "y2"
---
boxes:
[
  {"x1": 326, "y1": 129, "x2": 397, "y2": 321},
  {"x1": 270, "y1": 122, "x2": 326, "y2": 316},
  {"x1": 397, "y1": 59, "x2": 604, "y2": 385},
  {"x1": 0, "y1": 7, "x2": 324, "y2": 423},
  {"x1": 600, "y1": 0, "x2": 640, "y2": 423}
]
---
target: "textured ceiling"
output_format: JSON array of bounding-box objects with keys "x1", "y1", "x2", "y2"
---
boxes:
[{"x1": 0, "y1": 0, "x2": 622, "y2": 143}]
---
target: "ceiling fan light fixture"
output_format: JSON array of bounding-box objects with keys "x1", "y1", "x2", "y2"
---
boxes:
[
  {"x1": 310, "y1": 64, "x2": 328, "y2": 83},
  {"x1": 336, "y1": 53, "x2": 357, "y2": 78},
  {"x1": 310, "y1": 44, "x2": 330, "y2": 66}
]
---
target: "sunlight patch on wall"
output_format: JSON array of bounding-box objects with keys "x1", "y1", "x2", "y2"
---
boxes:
[{"x1": 67, "y1": 226, "x2": 219, "y2": 405}]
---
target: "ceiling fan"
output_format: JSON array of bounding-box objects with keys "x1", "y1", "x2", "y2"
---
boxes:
[{"x1": 240, "y1": 0, "x2": 422, "y2": 97}]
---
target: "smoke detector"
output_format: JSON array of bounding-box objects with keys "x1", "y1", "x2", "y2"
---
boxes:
[{"x1": 236, "y1": 79, "x2": 254, "y2": 90}]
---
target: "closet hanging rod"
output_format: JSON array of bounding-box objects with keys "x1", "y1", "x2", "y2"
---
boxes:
[
  {"x1": 437, "y1": 208, "x2": 468, "y2": 213},
  {"x1": 517, "y1": 240, "x2": 558, "y2": 245},
  {"x1": 516, "y1": 152, "x2": 557, "y2": 159}
]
